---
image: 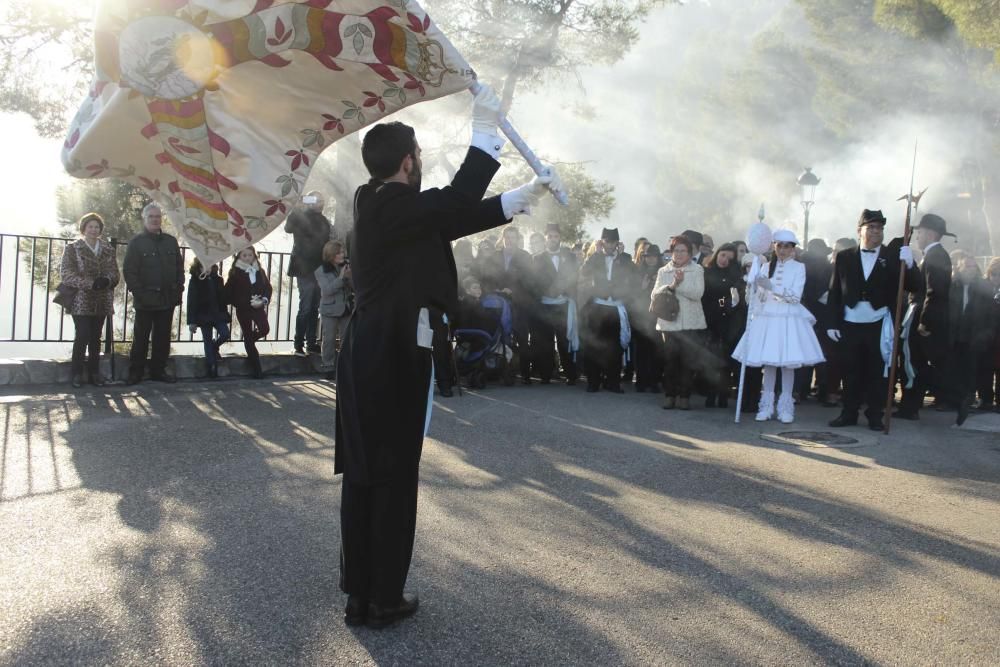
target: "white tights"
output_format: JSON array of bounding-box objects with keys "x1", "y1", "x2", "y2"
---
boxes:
[{"x1": 762, "y1": 365, "x2": 794, "y2": 395}]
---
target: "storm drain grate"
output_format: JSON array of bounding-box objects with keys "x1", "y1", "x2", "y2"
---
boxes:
[{"x1": 761, "y1": 430, "x2": 875, "y2": 449}]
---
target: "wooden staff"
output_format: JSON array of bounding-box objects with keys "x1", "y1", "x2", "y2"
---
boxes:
[{"x1": 883, "y1": 143, "x2": 919, "y2": 434}]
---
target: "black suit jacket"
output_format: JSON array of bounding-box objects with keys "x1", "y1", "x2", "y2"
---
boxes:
[
  {"x1": 578, "y1": 252, "x2": 635, "y2": 304},
  {"x1": 911, "y1": 243, "x2": 951, "y2": 343},
  {"x1": 828, "y1": 245, "x2": 919, "y2": 330},
  {"x1": 533, "y1": 249, "x2": 578, "y2": 301},
  {"x1": 335, "y1": 147, "x2": 508, "y2": 484},
  {"x1": 948, "y1": 277, "x2": 992, "y2": 350}
]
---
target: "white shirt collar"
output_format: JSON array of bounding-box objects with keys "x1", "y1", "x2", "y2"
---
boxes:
[{"x1": 923, "y1": 241, "x2": 941, "y2": 253}]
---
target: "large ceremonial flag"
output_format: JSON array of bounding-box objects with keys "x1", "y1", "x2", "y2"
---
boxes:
[{"x1": 62, "y1": 0, "x2": 476, "y2": 264}]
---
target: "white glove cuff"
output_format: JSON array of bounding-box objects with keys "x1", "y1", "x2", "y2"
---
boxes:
[
  {"x1": 500, "y1": 191, "x2": 517, "y2": 220},
  {"x1": 471, "y1": 131, "x2": 504, "y2": 160}
]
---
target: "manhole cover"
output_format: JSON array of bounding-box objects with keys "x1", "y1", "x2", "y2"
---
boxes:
[{"x1": 761, "y1": 430, "x2": 875, "y2": 449}]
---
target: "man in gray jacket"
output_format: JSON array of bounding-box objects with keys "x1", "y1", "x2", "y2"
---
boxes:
[{"x1": 124, "y1": 204, "x2": 184, "y2": 384}]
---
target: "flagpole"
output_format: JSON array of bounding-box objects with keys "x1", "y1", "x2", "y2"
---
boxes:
[
  {"x1": 735, "y1": 205, "x2": 768, "y2": 423},
  {"x1": 883, "y1": 141, "x2": 918, "y2": 435},
  {"x1": 469, "y1": 82, "x2": 569, "y2": 205}
]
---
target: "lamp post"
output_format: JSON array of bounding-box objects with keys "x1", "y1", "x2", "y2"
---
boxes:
[{"x1": 797, "y1": 167, "x2": 820, "y2": 244}]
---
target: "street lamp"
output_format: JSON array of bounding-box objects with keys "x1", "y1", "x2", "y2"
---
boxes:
[{"x1": 797, "y1": 167, "x2": 820, "y2": 244}]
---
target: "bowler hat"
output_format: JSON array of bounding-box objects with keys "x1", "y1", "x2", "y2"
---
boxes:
[
  {"x1": 601, "y1": 227, "x2": 620, "y2": 243},
  {"x1": 858, "y1": 209, "x2": 887, "y2": 227},
  {"x1": 912, "y1": 213, "x2": 956, "y2": 239}
]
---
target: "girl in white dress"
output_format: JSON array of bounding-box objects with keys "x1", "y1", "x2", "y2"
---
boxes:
[{"x1": 732, "y1": 230, "x2": 824, "y2": 423}]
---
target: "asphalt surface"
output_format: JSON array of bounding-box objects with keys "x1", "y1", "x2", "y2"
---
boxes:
[{"x1": 1, "y1": 378, "x2": 998, "y2": 665}]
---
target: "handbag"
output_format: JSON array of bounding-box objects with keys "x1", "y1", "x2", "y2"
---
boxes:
[
  {"x1": 53, "y1": 244, "x2": 82, "y2": 309},
  {"x1": 651, "y1": 288, "x2": 680, "y2": 321}
]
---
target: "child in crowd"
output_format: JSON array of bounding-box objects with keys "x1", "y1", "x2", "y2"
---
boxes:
[
  {"x1": 226, "y1": 246, "x2": 272, "y2": 379},
  {"x1": 315, "y1": 240, "x2": 353, "y2": 381},
  {"x1": 732, "y1": 230, "x2": 824, "y2": 423},
  {"x1": 186, "y1": 258, "x2": 230, "y2": 378}
]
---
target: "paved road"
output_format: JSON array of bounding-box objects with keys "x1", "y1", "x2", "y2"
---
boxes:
[{"x1": 1, "y1": 379, "x2": 998, "y2": 665}]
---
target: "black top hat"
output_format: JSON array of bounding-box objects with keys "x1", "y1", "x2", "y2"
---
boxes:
[
  {"x1": 545, "y1": 222, "x2": 561, "y2": 234},
  {"x1": 912, "y1": 213, "x2": 956, "y2": 238},
  {"x1": 806, "y1": 238, "x2": 833, "y2": 255},
  {"x1": 681, "y1": 229, "x2": 704, "y2": 247},
  {"x1": 858, "y1": 209, "x2": 887, "y2": 226},
  {"x1": 601, "y1": 227, "x2": 620, "y2": 243}
]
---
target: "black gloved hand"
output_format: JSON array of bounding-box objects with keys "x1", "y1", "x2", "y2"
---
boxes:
[{"x1": 92, "y1": 276, "x2": 111, "y2": 290}]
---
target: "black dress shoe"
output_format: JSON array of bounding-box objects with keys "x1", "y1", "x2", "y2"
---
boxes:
[
  {"x1": 344, "y1": 595, "x2": 367, "y2": 627},
  {"x1": 869, "y1": 420, "x2": 884, "y2": 431},
  {"x1": 71, "y1": 375, "x2": 83, "y2": 389},
  {"x1": 540, "y1": 378, "x2": 551, "y2": 385},
  {"x1": 90, "y1": 374, "x2": 106, "y2": 387},
  {"x1": 438, "y1": 385, "x2": 454, "y2": 398},
  {"x1": 565, "y1": 378, "x2": 577, "y2": 386},
  {"x1": 126, "y1": 375, "x2": 142, "y2": 386},
  {"x1": 521, "y1": 377, "x2": 532, "y2": 385},
  {"x1": 892, "y1": 410, "x2": 919, "y2": 421},
  {"x1": 829, "y1": 414, "x2": 858, "y2": 427},
  {"x1": 367, "y1": 593, "x2": 418, "y2": 629}
]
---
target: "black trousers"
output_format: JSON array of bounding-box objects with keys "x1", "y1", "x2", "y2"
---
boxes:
[
  {"x1": 901, "y1": 334, "x2": 948, "y2": 413},
  {"x1": 661, "y1": 329, "x2": 705, "y2": 398},
  {"x1": 839, "y1": 321, "x2": 885, "y2": 420},
  {"x1": 71, "y1": 314, "x2": 106, "y2": 378},
  {"x1": 583, "y1": 305, "x2": 622, "y2": 389},
  {"x1": 235, "y1": 306, "x2": 270, "y2": 364},
  {"x1": 530, "y1": 302, "x2": 576, "y2": 382},
  {"x1": 340, "y1": 466, "x2": 420, "y2": 606},
  {"x1": 129, "y1": 308, "x2": 175, "y2": 378},
  {"x1": 634, "y1": 328, "x2": 663, "y2": 391},
  {"x1": 948, "y1": 341, "x2": 979, "y2": 408}
]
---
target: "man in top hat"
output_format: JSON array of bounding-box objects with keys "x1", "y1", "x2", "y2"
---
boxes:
[
  {"x1": 895, "y1": 213, "x2": 955, "y2": 421},
  {"x1": 530, "y1": 222, "x2": 580, "y2": 384},
  {"x1": 578, "y1": 227, "x2": 635, "y2": 392},
  {"x1": 827, "y1": 209, "x2": 919, "y2": 430}
]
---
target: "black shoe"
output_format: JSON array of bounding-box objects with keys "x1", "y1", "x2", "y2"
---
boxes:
[
  {"x1": 126, "y1": 375, "x2": 142, "y2": 386},
  {"x1": 307, "y1": 344, "x2": 322, "y2": 355},
  {"x1": 829, "y1": 414, "x2": 858, "y2": 427},
  {"x1": 522, "y1": 377, "x2": 532, "y2": 385},
  {"x1": 539, "y1": 378, "x2": 551, "y2": 385},
  {"x1": 325, "y1": 370, "x2": 337, "y2": 382},
  {"x1": 956, "y1": 402, "x2": 970, "y2": 426},
  {"x1": 90, "y1": 374, "x2": 106, "y2": 387},
  {"x1": 566, "y1": 378, "x2": 577, "y2": 386},
  {"x1": 252, "y1": 360, "x2": 264, "y2": 380},
  {"x1": 344, "y1": 595, "x2": 367, "y2": 627},
  {"x1": 438, "y1": 385, "x2": 454, "y2": 398},
  {"x1": 973, "y1": 400, "x2": 994, "y2": 412},
  {"x1": 607, "y1": 385, "x2": 624, "y2": 394},
  {"x1": 71, "y1": 374, "x2": 83, "y2": 389},
  {"x1": 367, "y1": 593, "x2": 419, "y2": 629},
  {"x1": 293, "y1": 348, "x2": 307, "y2": 357},
  {"x1": 892, "y1": 410, "x2": 919, "y2": 421},
  {"x1": 151, "y1": 372, "x2": 177, "y2": 384},
  {"x1": 869, "y1": 420, "x2": 884, "y2": 431},
  {"x1": 705, "y1": 395, "x2": 717, "y2": 408},
  {"x1": 586, "y1": 385, "x2": 599, "y2": 393}
]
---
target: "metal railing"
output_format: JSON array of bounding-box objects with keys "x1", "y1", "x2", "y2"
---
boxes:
[{"x1": 0, "y1": 233, "x2": 305, "y2": 347}]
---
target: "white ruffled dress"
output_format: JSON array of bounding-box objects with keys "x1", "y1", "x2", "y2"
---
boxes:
[{"x1": 732, "y1": 258, "x2": 825, "y2": 368}]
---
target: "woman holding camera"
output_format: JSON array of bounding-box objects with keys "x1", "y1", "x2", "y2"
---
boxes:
[
  {"x1": 60, "y1": 213, "x2": 120, "y2": 388},
  {"x1": 316, "y1": 240, "x2": 353, "y2": 381},
  {"x1": 226, "y1": 245, "x2": 272, "y2": 379},
  {"x1": 702, "y1": 243, "x2": 742, "y2": 408}
]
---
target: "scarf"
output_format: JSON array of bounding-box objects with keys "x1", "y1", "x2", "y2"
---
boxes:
[{"x1": 235, "y1": 259, "x2": 260, "y2": 284}]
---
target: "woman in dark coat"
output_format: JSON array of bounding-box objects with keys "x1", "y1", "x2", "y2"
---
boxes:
[
  {"x1": 60, "y1": 213, "x2": 121, "y2": 388},
  {"x1": 702, "y1": 243, "x2": 742, "y2": 407},
  {"x1": 225, "y1": 246, "x2": 272, "y2": 379},
  {"x1": 186, "y1": 259, "x2": 230, "y2": 378},
  {"x1": 632, "y1": 243, "x2": 664, "y2": 392}
]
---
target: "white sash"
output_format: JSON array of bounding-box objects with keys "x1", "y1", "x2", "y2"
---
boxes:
[
  {"x1": 593, "y1": 297, "x2": 631, "y2": 361},
  {"x1": 541, "y1": 295, "x2": 580, "y2": 353}
]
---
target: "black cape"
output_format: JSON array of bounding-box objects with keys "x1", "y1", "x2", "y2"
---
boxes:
[{"x1": 335, "y1": 147, "x2": 508, "y2": 485}]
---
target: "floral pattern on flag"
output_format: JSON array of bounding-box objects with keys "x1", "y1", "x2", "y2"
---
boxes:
[{"x1": 62, "y1": 0, "x2": 475, "y2": 264}]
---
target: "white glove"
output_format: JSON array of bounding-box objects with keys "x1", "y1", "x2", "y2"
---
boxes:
[
  {"x1": 899, "y1": 245, "x2": 914, "y2": 268},
  {"x1": 827, "y1": 329, "x2": 842, "y2": 342},
  {"x1": 730, "y1": 287, "x2": 740, "y2": 307},
  {"x1": 500, "y1": 167, "x2": 563, "y2": 218},
  {"x1": 471, "y1": 84, "x2": 502, "y2": 135},
  {"x1": 754, "y1": 274, "x2": 772, "y2": 291}
]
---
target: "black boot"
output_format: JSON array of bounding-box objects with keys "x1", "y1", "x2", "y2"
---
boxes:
[{"x1": 253, "y1": 358, "x2": 264, "y2": 379}]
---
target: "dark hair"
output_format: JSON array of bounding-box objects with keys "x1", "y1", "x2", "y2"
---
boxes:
[
  {"x1": 190, "y1": 258, "x2": 220, "y2": 276},
  {"x1": 361, "y1": 122, "x2": 417, "y2": 180},
  {"x1": 705, "y1": 242, "x2": 739, "y2": 269},
  {"x1": 669, "y1": 236, "x2": 694, "y2": 254},
  {"x1": 79, "y1": 212, "x2": 104, "y2": 234},
  {"x1": 461, "y1": 275, "x2": 481, "y2": 292}
]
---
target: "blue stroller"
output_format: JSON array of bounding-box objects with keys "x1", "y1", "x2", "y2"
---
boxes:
[{"x1": 453, "y1": 293, "x2": 515, "y2": 388}]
